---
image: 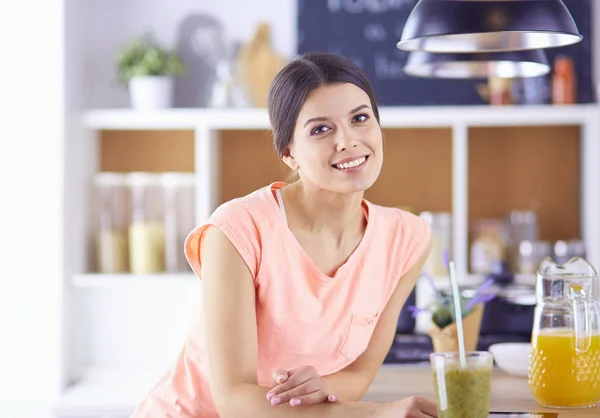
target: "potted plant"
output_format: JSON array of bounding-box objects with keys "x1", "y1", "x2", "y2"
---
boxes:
[
  {"x1": 408, "y1": 254, "x2": 496, "y2": 353},
  {"x1": 116, "y1": 32, "x2": 185, "y2": 110}
]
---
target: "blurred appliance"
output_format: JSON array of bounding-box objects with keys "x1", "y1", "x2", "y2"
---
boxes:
[
  {"x1": 479, "y1": 284, "x2": 536, "y2": 336},
  {"x1": 387, "y1": 281, "x2": 535, "y2": 364}
]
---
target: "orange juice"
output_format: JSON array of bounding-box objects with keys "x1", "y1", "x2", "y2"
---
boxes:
[{"x1": 529, "y1": 328, "x2": 600, "y2": 408}]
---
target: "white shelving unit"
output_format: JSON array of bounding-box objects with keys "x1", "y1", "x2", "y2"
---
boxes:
[
  {"x1": 71, "y1": 273, "x2": 196, "y2": 288},
  {"x1": 81, "y1": 103, "x2": 600, "y2": 276},
  {"x1": 52, "y1": 103, "x2": 600, "y2": 417}
]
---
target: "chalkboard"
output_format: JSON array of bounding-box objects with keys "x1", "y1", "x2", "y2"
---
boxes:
[{"x1": 297, "y1": 0, "x2": 593, "y2": 106}]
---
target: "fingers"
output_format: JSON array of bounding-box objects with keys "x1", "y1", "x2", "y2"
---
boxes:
[
  {"x1": 267, "y1": 379, "x2": 329, "y2": 406},
  {"x1": 415, "y1": 396, "x2": 438, "y2": 417},
  {"x1": 407, "y1": 396, "x2": 438, "y2": 417},
  {"x1": 270, "y1": 367, "x2": 312, "y2": 394},
  {"x1": 267, "y1": 365, "x2": 337, "y2": 407},
  {"x1": 271, "y1": 368, "x2": 288, "y2": 384},
  {"x1": 267, "y1": 370, "x2": 313, "y2": 405},
  {"x1": 288, "y1": 388, "x2": 338, "y2": 406}
]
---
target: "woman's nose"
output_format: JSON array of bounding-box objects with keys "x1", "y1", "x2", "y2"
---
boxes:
[{"x1": 335, "y1": 129, "x2": 358, "y2": 151}]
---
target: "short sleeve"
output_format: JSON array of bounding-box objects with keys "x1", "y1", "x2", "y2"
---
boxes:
[
  {"x1": 184, "y1": 200, "x2": 261, "y2": 281},
  {"x1": 397, "y1": 210, "x2": 432, "y2": 275}
]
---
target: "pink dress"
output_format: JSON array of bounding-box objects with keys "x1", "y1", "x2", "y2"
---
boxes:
[{"x1": 131, "y1": 182, "x2": 431, "y2": 417}]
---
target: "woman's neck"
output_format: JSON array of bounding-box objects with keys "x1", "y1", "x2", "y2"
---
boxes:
[{"x1": 281, "y1": 181, "x2": 366, "y2": 243}]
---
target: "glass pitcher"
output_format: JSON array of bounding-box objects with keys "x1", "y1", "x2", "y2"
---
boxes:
[{"x1": 529, "y1": 257, "x2": 600, "y2": 408}]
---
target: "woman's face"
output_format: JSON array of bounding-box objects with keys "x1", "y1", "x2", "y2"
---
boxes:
[{"x1": 284, "y1": 82, "x2": 383, "y2": 195}]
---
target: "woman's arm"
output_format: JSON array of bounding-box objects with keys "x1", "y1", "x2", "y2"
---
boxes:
[
  {"x1": 201, "y1": 225, "x2": 380, "y2": 418},
  {"x1": 323, "y1": 237, "x2": 433, "y2": 401}
]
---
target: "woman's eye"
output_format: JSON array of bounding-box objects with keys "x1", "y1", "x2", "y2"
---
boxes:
[
  {"x1": 352, "y1": 113, "x2": 369, "y2": 123},
  {"x1": 311, "y1": 125, "x2": 330, "y2": 135}
]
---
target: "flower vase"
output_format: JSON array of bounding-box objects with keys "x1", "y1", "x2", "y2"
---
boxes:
[
  {"x1": 129, "y1": 76, "x2": 174, "y2": 110},
  {"x1": 427, "y1": 303, "x2": 485, "y2": 353}
]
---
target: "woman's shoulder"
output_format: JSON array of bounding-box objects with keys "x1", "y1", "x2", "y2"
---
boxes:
[
  {"x1": 184, "y1": 183, "x2": 279, "y2": 280},
  {"x1": 210, "y1": 183, "x2": 279, "y2": 224},
  {"x1": 367, "y1": 202, "x2": 430, "y2": 235},
  {"x1": 366, "y1": 202, "x2": 432, "y2": 272}
]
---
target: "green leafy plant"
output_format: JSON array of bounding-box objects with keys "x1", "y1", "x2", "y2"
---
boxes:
[
  {"x1": 409, "y1": 273, "x2": 496, "y2": 328},
  {"x1": 408, "y1": 251, "x2": 496, "y2": 329},
  {"x1": 116, "y1": 32, "x2": 185, "y2": 84}
]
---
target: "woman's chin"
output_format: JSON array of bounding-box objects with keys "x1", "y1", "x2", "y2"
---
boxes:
[{"x1": 325, "y1": 175, "x2": 379, "y2": 195}]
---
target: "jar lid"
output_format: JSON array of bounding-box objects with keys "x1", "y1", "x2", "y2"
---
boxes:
[
  {"x1": 160, "y1": 172, "x2": 196, "y2": 188},
  {"x1": 508, "y1": 210, "x2": 537, "y2": 224},
  {"x1": 126, "y1": 172, "x2": 162, "y2": 187},
  {"x1": 93, "y1": 172, "x2": 127, "y2": 187}
]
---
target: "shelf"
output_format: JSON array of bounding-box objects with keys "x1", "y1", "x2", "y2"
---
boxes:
[
  {"x1": 426, "y1": 273, "x2": 536, "y2": 289},
  {"x1": 83, "y1": 107, "x2": 271, "y2": 130},
  {"x1": 82, "y1": 104, "x2": 599, "y2": 131},
  {"x1": 51, "y1": 369, "x2": 160, "y2": 418},
  {"x1": 72, "y1": 273, "x2": 197, "y2": 288}
]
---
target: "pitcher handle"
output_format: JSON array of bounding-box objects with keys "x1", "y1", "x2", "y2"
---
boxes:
[{"x1": 570, "y1": 285, "x2": 591, "y2": 353}]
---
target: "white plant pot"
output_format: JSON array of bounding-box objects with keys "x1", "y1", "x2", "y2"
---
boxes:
[{"x1": 129, "y1": 76, "x2": 174, "y2": 110}]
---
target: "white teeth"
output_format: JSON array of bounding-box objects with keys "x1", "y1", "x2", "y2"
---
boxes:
[{"x1": 335, "y1": 156, "x2": 367, "y2": 170}]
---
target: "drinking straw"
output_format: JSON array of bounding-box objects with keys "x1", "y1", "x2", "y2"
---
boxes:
[{"x1": 449, "y1": 261, "x2": 467, "y2": 368}]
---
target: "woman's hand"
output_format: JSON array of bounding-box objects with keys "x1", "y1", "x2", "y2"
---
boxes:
[
  {"x1": 266, "y1": 365, "x2": 338, "y2": 407},
  {"x1": 373, "y1": 396, "x2": 438, "y2": 418}
]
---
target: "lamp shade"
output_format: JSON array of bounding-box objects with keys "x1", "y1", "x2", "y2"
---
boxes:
[
  {"x1": 397, "y1": 0, "x2": 582, "y2": 53},
  {"x1": 403, "y1": 49, "x2": 550, "y2": 78}
]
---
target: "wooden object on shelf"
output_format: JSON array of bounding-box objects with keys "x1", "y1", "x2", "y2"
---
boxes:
[
  {"x1": 218, "y1": 129, "x2": 287, "y2": 203},
  {"x1": 100, "y1": 130, "x2": 194, "y2": 172},
  {"x1": 236, "y1": 22, "x2": 286, "y2": 107},
  {"x1": 476, "y1": 77, "x2": 515, "y2": 105},
  {"x1": 218, "y1": 128, "x2": 452, "y2": 212},
  {"x1": 365, "y1": 128, "x2": 452, "y2": 212},
  {"x1": 427, "y1": 304, "x2": 484, "y2": 352},
  {"x1": 468, "y1": 125, "x2": 580, "y2": 241}
]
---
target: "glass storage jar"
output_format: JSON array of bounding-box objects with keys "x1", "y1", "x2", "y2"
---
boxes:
[
  {"x1": 161, "y1": 172, "x2": 196, "y2": 273},
  {"x1": 419, "y1": 211, "x2": 452, "y2": 276},
  {"x1": 127, "y1": 172, "x2": 165, "y2": 274},
  {"x1": 93, "y1": 172, "x2": 130, "y2": 273}
]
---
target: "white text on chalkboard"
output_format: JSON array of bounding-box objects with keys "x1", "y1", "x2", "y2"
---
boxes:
[{"x1": 328, "y1": 0, "x2": 416, "y2": 14}]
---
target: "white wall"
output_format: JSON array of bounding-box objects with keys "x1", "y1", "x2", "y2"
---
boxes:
[
  {"x1": 0, "y1": 0, "x2": 65, "y2": 411},
  {"x1": 85, "y1": 0, "x2": 297, "y2": 108},
  {"x1": 83, "y1": 0, "x2": 600, "y2": 109}
]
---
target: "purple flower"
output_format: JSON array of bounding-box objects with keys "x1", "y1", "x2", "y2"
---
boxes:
[
  {"x1": 442, "y1": 249, "x2": 450, "y2": 268},
  {"x1": 407, "y1": 305, "x2": 430, "y2": 318},
  {"x1": 466, "y1": 278, "x2": 497, "y2": 311},
  {"x1": 477, "y1": 278, "x2": 495, "y2": 293},
  {"x1": 466, "y1": 293, "x2": 495, "y2": 311}
]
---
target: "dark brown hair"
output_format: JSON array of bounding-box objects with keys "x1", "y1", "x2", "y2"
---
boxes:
[{"x1": 267, "y1": 52, "x2": 380, "y2": 157}]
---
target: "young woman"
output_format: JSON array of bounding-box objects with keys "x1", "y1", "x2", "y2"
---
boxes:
[{"x1": 132, "y1": 52, "x2": 437, "y2": 418}]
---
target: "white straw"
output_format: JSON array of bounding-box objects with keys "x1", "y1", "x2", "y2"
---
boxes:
[{"x1": 449, "y1": 261, "x2": 467, "y2": 368}]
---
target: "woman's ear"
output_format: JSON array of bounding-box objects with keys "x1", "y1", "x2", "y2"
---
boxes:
[{"x1": 282, "y1": 148, "x2": 299, "y2": 171}]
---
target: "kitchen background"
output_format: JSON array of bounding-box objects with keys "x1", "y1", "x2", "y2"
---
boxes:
[{"x1": 1, "y1": 0, "x2": 600, "y2": 417}]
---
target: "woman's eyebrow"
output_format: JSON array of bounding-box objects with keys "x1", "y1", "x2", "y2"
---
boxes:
[{"x1": 303, "y1": 104, "x2": 371, "y2": 128}]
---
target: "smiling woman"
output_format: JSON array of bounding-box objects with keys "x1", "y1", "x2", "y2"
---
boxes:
[{"x1": 131, "y1": 52, "x2": 436, "y2": 418}]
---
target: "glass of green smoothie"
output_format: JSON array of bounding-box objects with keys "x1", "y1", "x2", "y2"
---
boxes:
[{"x1": 430, "y1": 351, "x2": 494, "y2": 418}]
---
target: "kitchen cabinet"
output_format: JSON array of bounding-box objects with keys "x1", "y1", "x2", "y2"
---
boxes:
[{"x1": 53, "y1": 104, "x2": 600, "y2": 416}]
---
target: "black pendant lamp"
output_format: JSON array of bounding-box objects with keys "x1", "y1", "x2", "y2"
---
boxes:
[
  {"x1": 397, "y1": 0, "x2": 582, "y2": 53},
  {"x1": 403, "y1": 49, "x2": 550, "y2": 78}
]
